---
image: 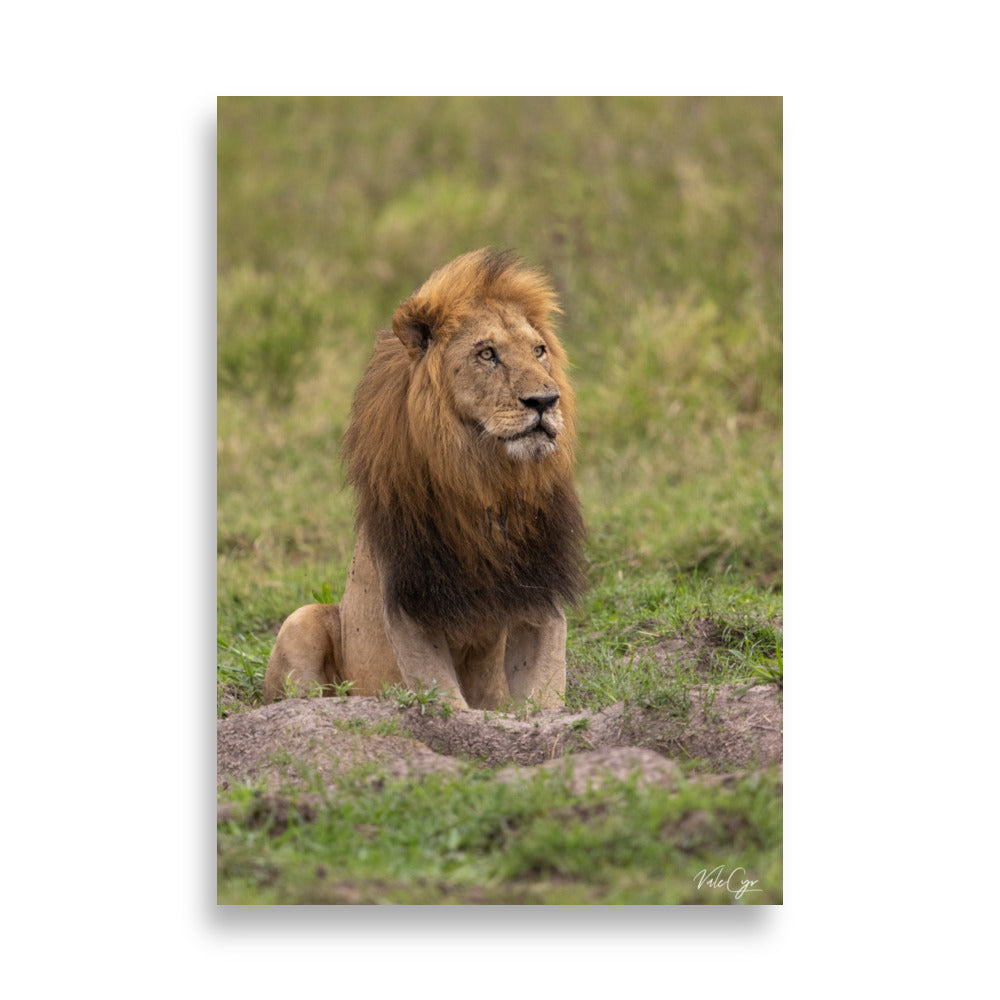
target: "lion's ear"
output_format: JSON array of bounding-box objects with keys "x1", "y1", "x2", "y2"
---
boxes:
[{"x1": 393, "y1": 301, "x2": 435, "y2": 356}]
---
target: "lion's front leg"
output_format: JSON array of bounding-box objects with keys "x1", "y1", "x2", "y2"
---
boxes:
[
  {"x1": 381, "y1": 606, "x2": 470, "y2": 710},
  {"x1": 454, "y1": 632, "x2": 509, "y2": 710},
  {"x1": 503, "y1": 610, "x2": 568, "y2": 708}
]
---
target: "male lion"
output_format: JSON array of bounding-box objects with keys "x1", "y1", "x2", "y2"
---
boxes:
[{"x1": 263, "y1": 249, "x2": 586, "y2": 710}]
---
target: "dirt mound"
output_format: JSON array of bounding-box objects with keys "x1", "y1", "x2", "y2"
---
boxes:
[
  {"x1": 216, "y1": 699, "x2": 463, "y2": 790},
  {"x1": 217, "y1": 683, "x2": 781, "y2": 791},
  {"x1": 628, "y1": 684, "x2": 783, "y2": 769},
  {"x1": 495, "y1": 747, "x2": 683, "y2": 793}
]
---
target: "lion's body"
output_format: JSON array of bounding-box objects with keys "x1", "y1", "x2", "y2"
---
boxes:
[{"x1": 263, "y1": 250, "x2": 585, "y2": 709}]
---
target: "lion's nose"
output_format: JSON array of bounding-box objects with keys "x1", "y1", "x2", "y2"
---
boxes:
[{"x1": 520, "y1": 391, "x2": 560, "y2": 414}]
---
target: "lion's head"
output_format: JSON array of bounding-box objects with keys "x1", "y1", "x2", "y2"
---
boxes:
[
  {"x1": 343, "y1": 249, "x2": 585, "y2": 637},
  {"x1": 392, "y1": 250, "x2": 573, "y2": 466}
]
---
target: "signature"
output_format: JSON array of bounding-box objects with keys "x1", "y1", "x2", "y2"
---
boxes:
[{"x1": 692, "y1": 865, "x2": 763, "y2": 900}]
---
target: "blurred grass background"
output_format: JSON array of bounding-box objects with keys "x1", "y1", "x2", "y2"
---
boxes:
[{"x1": 217, "y1": 96, "x2": 782, "y2": 697}]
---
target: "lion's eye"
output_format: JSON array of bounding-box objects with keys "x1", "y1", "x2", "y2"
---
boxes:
[
  {"x1": 533, "y1": 344, "x2": 546, "y2": 359},
  {"x1": 478, "y1": 346, "x2": 497, "y2": 362}
]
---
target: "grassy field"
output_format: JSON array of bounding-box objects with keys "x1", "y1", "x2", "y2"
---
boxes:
[
  {"x1": 218, "y1": 764, "x2": 783, "y2": 904},
  {"x1": 217, "y1": 96, "x2": 782, "y2": 904}
]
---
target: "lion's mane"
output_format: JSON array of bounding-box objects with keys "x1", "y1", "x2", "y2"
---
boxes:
[{"x1": 342, "y1": 249, "x2": 586, "y2": 638}]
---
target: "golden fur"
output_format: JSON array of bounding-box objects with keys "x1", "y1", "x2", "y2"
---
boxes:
[{"x1": 264, "y1": 249, "x2": 585, "y2": 709}]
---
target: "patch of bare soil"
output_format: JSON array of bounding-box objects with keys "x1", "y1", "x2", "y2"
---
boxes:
[
  {"x1": 645, "y1": 616, "x2": 725, "y2": 669},
  {"x1": 216, "y1": 699, "x2": 463, "y2": 790},
  {"x1": 217, "y1": 683, "x2": 781, "y2": 795},
  {"x1": 623, "y1": 684, "x2": 783, "y2": 770},
  {"x1": 646, "y1": 616, "x2": 781, "y2": 676}
]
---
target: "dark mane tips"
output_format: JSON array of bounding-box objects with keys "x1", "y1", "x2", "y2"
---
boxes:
[{"x1": 475, "y1": 247, "x2": 520, "y2": 288}]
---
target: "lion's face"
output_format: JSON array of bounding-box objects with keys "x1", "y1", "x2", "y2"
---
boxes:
[{"x1": 444, "y1": 303, "x2": 567, "y2": 462}]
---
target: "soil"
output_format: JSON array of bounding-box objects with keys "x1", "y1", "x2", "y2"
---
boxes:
[{"x1": 217, "y1": 682, "x2": 782, "y2": 797}]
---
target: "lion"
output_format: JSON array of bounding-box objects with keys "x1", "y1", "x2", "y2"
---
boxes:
[{"x1": 263, "y1": 249, "x2": 586, "y2": 710}]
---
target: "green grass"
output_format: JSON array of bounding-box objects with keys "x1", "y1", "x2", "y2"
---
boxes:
[
  {"x1": 218, "y1": 764, "x2": 782, "y2": 904},
  {"x1": 217, "y1": 96, "x2": 782, "y2": 902},
  {"x1": 567, "y1": 570, "x2": 782, "y2": 712}
]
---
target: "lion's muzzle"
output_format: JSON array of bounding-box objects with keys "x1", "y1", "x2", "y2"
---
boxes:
[{"x1": 502, "y1": 398, "x2": 563, "y2": 462}]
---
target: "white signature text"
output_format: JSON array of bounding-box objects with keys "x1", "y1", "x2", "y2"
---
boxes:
[{"x1": 692, "y1": 865, "x2": 763, "y2": 900}]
